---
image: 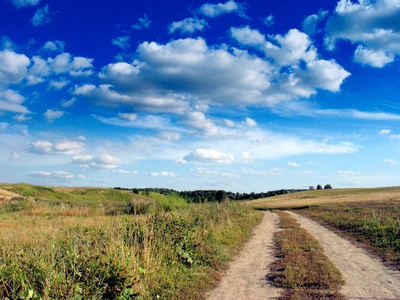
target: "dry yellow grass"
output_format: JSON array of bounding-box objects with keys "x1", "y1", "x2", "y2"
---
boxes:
[{"x1": 245, "y1": 186, "x2": 400, "y2": 209}]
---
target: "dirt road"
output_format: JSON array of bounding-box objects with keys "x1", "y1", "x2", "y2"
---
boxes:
[
  {"x1": 287, "y1": 211, "x2": 400, "y2": 300},
  {"x1": 207, "y1": 211, "x2": 282, "y2": 300}
]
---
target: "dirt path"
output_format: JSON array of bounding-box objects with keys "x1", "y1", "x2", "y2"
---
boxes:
[
  {"x1": 287, "y1": 211, "x2": 400, "y2": 300},
  {"x1": 207, "y1": 211, "x2": 282, "y2": 300}
]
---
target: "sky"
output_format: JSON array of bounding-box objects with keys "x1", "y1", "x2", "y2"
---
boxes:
[{"x1": 1, "y1": 0, "x2": 400, "y2": 192}]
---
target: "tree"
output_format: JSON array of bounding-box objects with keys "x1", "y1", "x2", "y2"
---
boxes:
[
  {"x1": 216, "y1": 190, "x2": 227, "y2": 202},
  {"x1": 309, "y1": 186, "x2": 315, "y2": 190},
  {"x1": 316, "y1": 184, "x2": 322, "y2": 190},
  {"x1": 324, "y1": 184, "x2": 332, "y2": 189}
]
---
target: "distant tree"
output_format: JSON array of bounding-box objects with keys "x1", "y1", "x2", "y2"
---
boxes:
[
  {"x1": 316, "y1": 184, "x2": 322, "y2": 190},
  {"x1": 132, "y1": 188, "x2": 139, "y2": 194},
  {"x1": 216, "y1": 190, "x2": 227, "y2": 202},
  {"x1": 324, "y1": 184, "x2": 332, "y2": 189},
  {"x1": 309, "y1": 186, "x2": 315, "y2": 190}
]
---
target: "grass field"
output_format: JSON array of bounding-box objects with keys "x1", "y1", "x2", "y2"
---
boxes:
[
  {"x1": 0, "y1": 183, "x2": 263, "y2": 299},
  {"x1": 1, "y1": 183, "x2": 400, "y2": 299}
]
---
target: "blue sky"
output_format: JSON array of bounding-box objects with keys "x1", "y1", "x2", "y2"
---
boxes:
[{"x1": 1, "y1": 0, "x2": 400, "y2": 192}]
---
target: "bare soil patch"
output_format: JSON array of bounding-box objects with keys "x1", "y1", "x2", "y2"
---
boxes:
[
  {"x1": 287, "y1": 211, "x2": 400, "y2": 299},
  {"x1": 207, "y1": 211, "x2": 282, "y2": 300}
]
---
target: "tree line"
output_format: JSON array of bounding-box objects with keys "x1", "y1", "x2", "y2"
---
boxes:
[{"x1": 113, "y1": 187, "x2": 322, "y2": 203}]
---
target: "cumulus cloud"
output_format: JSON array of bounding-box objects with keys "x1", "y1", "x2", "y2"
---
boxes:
[
  {"x1": 288, "y1": 162, "x2": 300, "y2": 167},
  {"x1": 44, "y1": 109, "x2": 66, "y2": 122},
  {"x1": 49, "y1": 79, "x2": 69, "y2": 90},
  {"x1": 379, "y1": 129, "x2": 391, "y2": 134},
  {"x1": 384, "y1": 159, "x2": 400, "y2": 165},
  {"x1": 29, "y1": 170, "x2": 84, "y2": 181},
  {"x1": 199, "y1": 1, "x2": 247, "y2": 18},
  {"x1": 48, "y1": 53, "x2": 93, "y2": 76},
  {"x1": 263, "y1": 14, "x2": 274, "y2": 27},
  {"x1": 71, "y1": 154, "x2": 122, "y2": 169},
  {"x1": 181, "y1": 111, "x2": 219, "y2": 136},
  {"x1": 132, "y1": 14, "x2": 151, "y2": 30},
  {"x1": 354, "y1": 45, "x2": 395, "y2": 67},
  {"x1": 13, "y1": 113, "x2": 32, "y2": 121},
  {"x1": 31, "y1": 5, "x2": 52, "y2": 26},
  {"x1": 30, "y1": 140, "x2": 84, "y2": 155},
  {"x1": 111, "y1": 36, "x2": 130, "y2": 50},
  {"x1": 244, "y1": 117, "x2": 257, "y2": 127},
  {"x1": 302, "y1": 10, "x2": 328, "y2": 36},
  {"x1": 42, "y1": 40, "x2": 65, "y2": 52},
  {"x1": 325, "y1": 0, "x2": 400, "y2": 67},
  {"x1": 169, "y1": 18, "x2": 208, "y2": 34},
  {"x1": 230, "y1": 26, "x2": 266, "y2": 46},
  {"x1": 0, "y1": 49, "x2": 30, "y2": 86},
  {"x1": 178, "y1": 149, "x2": 235, "y2": 164},
  {"x1": 0, "y1": 89, "x2": 30, "y2": 113}
]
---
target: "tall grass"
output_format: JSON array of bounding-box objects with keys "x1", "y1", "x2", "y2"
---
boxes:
[{"x1": 0, "y1": 201, "x2": 262, "y2": 299}]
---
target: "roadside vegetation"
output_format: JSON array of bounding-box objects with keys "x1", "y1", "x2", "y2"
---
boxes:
[
  {"x1": 268, "y1": 211, "x2": 345, "y2": 300},
  {"x1": 0, "y1": 184, "x2": 263, "y2": 299},
  {"x1": 299, "y1": 200, "x2": 400, "y2": 270}
]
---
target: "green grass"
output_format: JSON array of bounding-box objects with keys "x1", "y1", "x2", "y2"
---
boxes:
[
  {"x1": 268, "y1": 211, "x2": 345, "y2": 300},
  {"x1": 0, "y1": 195, "x2": 262, "y2": 299},
  {"x1": 299, "y1": 201, "x2": 400, "y2": 270}
]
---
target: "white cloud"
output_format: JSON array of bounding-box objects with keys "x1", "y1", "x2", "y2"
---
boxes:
[
  {"x1": 384, "y1": 159, "x2": 400, "y2": 165},
  {"x1": 302, "y1": 10, "x2": 328, "y2": 36},
  {"x1": 10, "y1": 0, "x2": 41, "y2": 8},
  {"x1": 31, "y1": 5, "x2": 52, "y2": 27},
  {"x1": 42, "y1": 40, "x2": 65, "y2": 52},
  {"x1": 169, "y1": 18, "x2": 208, "y2": 34},
  {"x1": 29, "y1": 170, "x2": 83, "y2": 181},
  {"x1": 61, "y1": 97, "x2": 76, "y2": 108},
  {"x1": 132, "y1": 14, "x2": 151, "y2": 30},
  {"x1": 30, "y1": 140, "x2": 84, "y2": 155},
  {"x1": 244, "y1": 117, "x2": 257, "y2": 127},
  {"x1": 336, "y1": 171, "x2": 358, "y2": 177},
  {"x1": 178, "y1": 149, "x2": 235, "y2": 164},
  {"x1": 181, "y1": 111, "x2": 219, "y2": 136},
  {"x1": 325, "y1": 0, "x2": 400, "y2": 67},
  {"x1": 199, "y1": 1, "x2": 247, "y2": 18},
  {"x1": 0, "y1": 49, "x2": 30, "y2": 86},
  {"x1": 44, "y1": 109, "x2": 66, "y2": 122},
  {"x1": 379, "y1": 129, "x2": 391, "y2": 134},
  {"x1": 111, "y1": 36, "x2": 130, "y2": 50},
  {"x1": 112, "y1": 169, "x2": 138, "y2": 174},
  {"x1": 48, "y1": 53, "x2": 93, "y2": 76},
  {"x1": 389, "y1": 134, "x2": 400, "y2": 139},
  {"x1": 288, "y1": 162, "x2": 300, "y2": 167},
  {"x1": 0, "y1": 89, "x2": 30, "y2": 114},
  {"x1": 12, "y1": 114, "x2": 32, "y2": 121},
  {"x1": 9, "y1": 152, "x2": 20, "y2": 161},
  {"x1": 230, "y1": 26, "x2": 266, "y2": 46},
  {"x1": 149, "y1": 171, "x2": 177, "y2": 177},
  {"x1": 191, "y1": 167, "x2": 236, "y2": 177},
  {"x1": 240, "y1": 168, "x2": 282, "y2": 176},
  {"x1": 49, "y1": 79, "x2": 69, "y2": 90},
  {"x1": 263, "y1": 14, "x2": 274, "y2": 27},
  {"x1": 118, "y1": 112, "x2": 138, "y2": 122},
  {"x1": 354, "y1": 45, "x2": 395, "y2": 68},
  {"x1": 71, "y1": 154, "x2": 121, "y2": 169},
  {"x1": 157, "y1": 132, "x2": 182, "y2": 141}
]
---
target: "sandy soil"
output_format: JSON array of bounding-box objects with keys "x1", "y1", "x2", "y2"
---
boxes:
[
  {"x1": 287, "y1": 211, "x2": 400, "y2": 300},
  {"x1": 207, "y1": 211, "x2": 282, "y2": 300}
]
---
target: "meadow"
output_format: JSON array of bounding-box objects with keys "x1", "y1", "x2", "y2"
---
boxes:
[
  {"x1": 0, "y1": 184, "x2": 262, "y2": 299},
  {"x1": 1, "y1": 184, "x2": 400, "y2": 299}
]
